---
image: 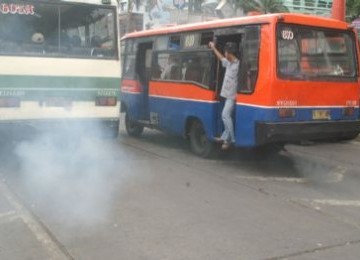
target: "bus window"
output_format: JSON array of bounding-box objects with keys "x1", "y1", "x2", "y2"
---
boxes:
[
  {"x1": 277, "y1": 25, "x2": 357, "y2": 80},
  {"x1": 200, "y1": 32, "x2": 214, "y2": 48},
  {"x1": 180, "y1": 52, "x2": 212, "y2": 88},
  {"x1": 238, "y1": 25, "x2": 260, "y2": 93},
  {"x1": 124, "y1": 55, "x2": 136, "y2": 79},
  {"x1": 153, "y1": 51, "x2": 212, "y2": 87},
  {"x1": 155, "y1": 53, "x2": 181, "y2": 80},
  {"x1": 123, "y1": 40, "x2": 138, "y2": 79},
  {"x1": 0, "y1": 2, "x2": 117, "y2": 59},
  {"x1": 155, "y1": 36, "x2": 169, "y2": 51},
  {"x1": 169, "y1": 35, "x2": 180, "y2": 50},
  {"x1": 278, "y1": 39, "x2": 300, "y2": 75}
]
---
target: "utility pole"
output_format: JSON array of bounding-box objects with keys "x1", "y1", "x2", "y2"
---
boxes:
[{"x1": 331, "y1": 0, "x2": 345, "y2": 21}]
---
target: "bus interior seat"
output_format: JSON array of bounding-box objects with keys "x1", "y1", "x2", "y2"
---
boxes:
[
  {"x1": 22, "y1": 43, "x2": 45, "y2": 54},
  {"x1": 71, "y1": 35, "x2": 82, "y2": 47},
  {"x1": 170, "y1": 65, "x2": 182, "y2": 80},
  {"x1": 45, "y1": 45, "x2": 68, "y2": 54},
  {"x1": 91, "y1": 36, "x2": 102, "y2": 48},
  {"x1": 71, "y1": 47, "x2": 92, "y2": 56},
  {"x1": 152, "y1": 65, "x2": 162, "y2": 79},
  {"x1": 185, "y1": 67, "x2": 203, "y2": 83},
  {"x1": 0, "y1": 41, "x2": 20, "y2": 53}
]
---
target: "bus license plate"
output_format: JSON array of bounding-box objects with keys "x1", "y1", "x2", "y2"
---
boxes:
[{"x1": 312, "y1": 110, "x2": 330, "y2": 120}]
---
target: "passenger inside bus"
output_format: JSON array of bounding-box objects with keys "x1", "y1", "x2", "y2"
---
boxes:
[
  {"x1": 161, "y1": 55, "x2": 179, "y2": 79},
  {"x1": 185, "y1": 57, "x2": 202, "y2": 82}
]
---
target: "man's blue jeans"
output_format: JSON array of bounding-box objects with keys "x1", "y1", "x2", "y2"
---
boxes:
[{"x1": 220, "y1": 98, "x2": 235, "y2": 143}]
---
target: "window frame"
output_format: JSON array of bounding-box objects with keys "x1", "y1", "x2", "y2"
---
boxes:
[
  {"x1": 151, "y1": 48, "x2": 215, "y2": 90},
  {"x1": 0, "y1": 1, "x2": 118, "y2": 60},
  {"x1": 276, "y1": 23, "x2": 359, "y2": 82}
]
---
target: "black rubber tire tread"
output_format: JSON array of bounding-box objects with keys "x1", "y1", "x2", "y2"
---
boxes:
[
  {"x1": 125, "y1": 111, "x2": 144, "y2": 137},
  {"x1": 189, "y1": 120, "x2": 216, "y2": 158}
]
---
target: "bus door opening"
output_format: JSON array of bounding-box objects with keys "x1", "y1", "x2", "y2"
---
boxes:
[
  {"x1": 213, "y1": 33, "x2": 242, "y2": 133},
  {"x1": 136, "y1": 42, "x2": 153, "y2": 120},
  {"x1": 213, "y1": 34, "x2": 242, "y2": 96}
]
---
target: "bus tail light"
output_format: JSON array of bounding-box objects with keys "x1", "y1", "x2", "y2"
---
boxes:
[
  {"x1": 278, "y1": 108, "x2": 295, "y2": 118},
  {"x1": 0, "y1": 97, "x2": 20, "y2": 108},
  {"x1": 95, "y1": 97, "x2": 117, "y2": 106},
  {"x1": 343, "y1": 107, "x2": 355, "y2": 116}
]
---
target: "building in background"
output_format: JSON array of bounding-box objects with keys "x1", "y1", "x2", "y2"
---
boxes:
[
  {"x1": 119, "y1": 12, "x2": 143, "y2": 38},
  {"x1": 118, "y1": 0, "x2": 335, "y2": 33},
  {"x1": 282, "y1": 0, "x2": 332, "y2": 16}
]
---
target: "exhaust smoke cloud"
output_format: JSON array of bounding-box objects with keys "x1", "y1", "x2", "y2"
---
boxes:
[{"x1": 14, "y1": 125, "x2": 125, "y2": 227}]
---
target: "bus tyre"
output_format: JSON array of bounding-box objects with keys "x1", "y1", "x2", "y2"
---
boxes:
[
  {"x1": 189, "y1": 120, "x2": 215, "y2": 158},
  {"x1": 125, "y1": 112, "x2": 144, "y2": 137}
]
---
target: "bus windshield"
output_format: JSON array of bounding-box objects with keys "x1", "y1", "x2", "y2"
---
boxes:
[
  {"x1": 277, "y1": 24, "x2": 357, "y2": 80},
  {"x1": 0, "y1": 2, "x2": 117, "y2": 59}
]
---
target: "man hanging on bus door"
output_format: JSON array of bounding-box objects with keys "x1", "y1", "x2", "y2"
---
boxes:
[{"x1": 209, "y1": 41, "x2": 239, "y2": 150}]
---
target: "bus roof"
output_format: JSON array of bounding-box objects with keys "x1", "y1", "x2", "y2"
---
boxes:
[{"x1": 122, "y1": 13, "x2": 351, "y2": 40}]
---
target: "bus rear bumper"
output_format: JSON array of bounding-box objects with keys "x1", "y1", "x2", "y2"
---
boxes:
[{"x1": 256, "y1": 120, "x2": 360, "y2": 145}]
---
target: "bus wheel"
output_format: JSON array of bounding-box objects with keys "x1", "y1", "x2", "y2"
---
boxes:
[
  {"x1": 125, "y1": 112, "x2": 144, "y2": 137},
  {"x1": 189, "y1": 120, "x2": 215, "y2": 158}
]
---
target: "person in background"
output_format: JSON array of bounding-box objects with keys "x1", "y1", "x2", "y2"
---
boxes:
[{"x1": 209, "y1": 41, "x2": 239, "y2": 150}]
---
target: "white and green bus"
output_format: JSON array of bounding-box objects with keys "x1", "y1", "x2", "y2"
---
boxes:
[{"x1": 0, "y1": 0, "x2": 120, "y2": 137}]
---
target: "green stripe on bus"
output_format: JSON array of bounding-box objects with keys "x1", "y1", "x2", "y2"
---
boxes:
[
  {"x1": 0, "y1": 75, "x2": 120, "y2": 100},
  {"x1": 0, "y1": 75, "x2": 120, "y2": 89}
]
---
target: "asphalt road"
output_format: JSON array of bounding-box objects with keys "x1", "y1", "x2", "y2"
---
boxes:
[{"x1": 0, "y1": 124, "x2": 359, "y2": 260}]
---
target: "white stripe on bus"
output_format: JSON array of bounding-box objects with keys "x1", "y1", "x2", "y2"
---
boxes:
[
  {"x1": 0, "y1": 57, "x2": 120, "y2": 77},
  {"x1": 236, "y1": 102, "x2": 351, "y2": 109},
  {"x1": 0, "y1": 101, "x2": 119, "y2": 120},
  {"x1": 149, "y1": 94, "x2": 218, "y2": 103},
  {"x1": 146, "y1": 96, "x2": 349, "y2": 108}
]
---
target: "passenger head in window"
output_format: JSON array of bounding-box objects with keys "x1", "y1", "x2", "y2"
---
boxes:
[
  {"x1": 161, "y1": 54, "x2": 179, "y2": 79},
  {"x1": 91, "y1": 35, "x2": 102, "y2": 48},
  {"x1": 31, "y1": 32, "x2": 45, "y2": 44}
]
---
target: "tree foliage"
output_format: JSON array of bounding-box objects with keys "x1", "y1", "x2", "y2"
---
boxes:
[
  {"x1": 347, "y1": 0, "x2": 360, "y2": 21},
  {"x1": 235, "y1": 0, "x2": 289, "y2": 14}
]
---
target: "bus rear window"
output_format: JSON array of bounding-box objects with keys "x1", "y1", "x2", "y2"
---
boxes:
[
  {"x1": 0, "y1": 2, "x2": 117, "y2": 59},
  {"x1": 277, "y1": 24, "x2": 357, "y2": 80}
]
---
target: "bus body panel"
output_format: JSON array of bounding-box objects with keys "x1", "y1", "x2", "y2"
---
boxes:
[
  {"x1": 148, "y1": 81, "x2": 219, "y2": 136},
  {"x1": 148, "y1": 97, "x2": 219, "y2": 137},
  {"x1": 121, "y1": 79, "x2": 147, "y2": 120}
]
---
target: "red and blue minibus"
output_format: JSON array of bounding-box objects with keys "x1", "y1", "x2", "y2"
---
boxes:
[{"x1": 120, "y1": 13, "x2": 360, "y2": 157}]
